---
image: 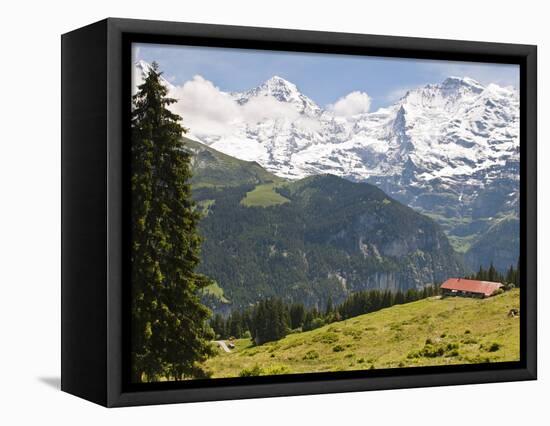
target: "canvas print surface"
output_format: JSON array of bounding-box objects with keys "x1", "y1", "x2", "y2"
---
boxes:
[{"x1": 129, "y1": 43, "x2": 520, "y2": 383}]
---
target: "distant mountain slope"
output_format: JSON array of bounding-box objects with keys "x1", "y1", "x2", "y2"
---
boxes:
[
  {"x1": 465, "y1": 217, "x2": 520, "y2": 272},
  {"x1": 185, "y1": 139, "x2": 465, "y2": 312},
  {"x1": 186, "y1": 74, "x2": 519, "y2": 223},
  {"x1": 134, "y1": 59, "x2": 519, "y2": 270},
  {"x1": 184, "y1": 137, "x2": 284, "y2": 188},
  {"x1": 220, "y1": 76, "x2": 519, "y2": 269},
  {"x1": 203, "y1": 289, "x2": 520, "y2": 377}
]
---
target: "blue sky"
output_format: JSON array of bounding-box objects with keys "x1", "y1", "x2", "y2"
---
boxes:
[{"x1": 133, "y1": 43, "x2": 519, "y2": 111}]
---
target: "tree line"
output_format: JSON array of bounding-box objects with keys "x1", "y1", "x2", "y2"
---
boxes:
[
  {"x1": 211, "y1": 260, "x2": 521, "y2": 346},
  {"x1": 211, "y1": 285, "x2": 440, "y2": 345},
  {"x1": 465, "y1": 261, "x2": 519, "y2": 288}
]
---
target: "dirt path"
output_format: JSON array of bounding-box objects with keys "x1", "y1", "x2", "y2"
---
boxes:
[{"x1": 214, "y1": 340, "x2": 231, "y2": 353}]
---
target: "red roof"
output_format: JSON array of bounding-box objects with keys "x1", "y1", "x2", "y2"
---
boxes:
[{"x1": 440, "y1": 278, "x2": 502, "y2": 297}]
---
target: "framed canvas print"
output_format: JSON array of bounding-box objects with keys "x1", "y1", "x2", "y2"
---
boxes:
[{"x1": 61, "y1": 18, "x2": 537, "y2": 407}]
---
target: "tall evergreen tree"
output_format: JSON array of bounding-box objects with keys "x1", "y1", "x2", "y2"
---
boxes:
[
  {"x1": 394, "y1": 290, "x2": 405, "y2": 305},
  {"x1": 229, "y1": 311, "x2": 243, "y2": 338},
  {"x1": 505, "y1": 264, "x2": 515, "y2": 285},
  {"x1": 250, "y1": 298, "x2": 289, "y2": 344},
  {"x1": 381, "y1": 290, "x2": 393, "y2": 308},
  {"x1": 476, "y1": 265, "x2": 486, "y2": 281},
  {"x1": 487, "y1": 262, "x2": 497, "y2": 282},
  {"x1": 130, "y1": 62, "x2": 214, "y2": 382},
  {"x1": 325, "y1": 296, "x2": 334, "y2": 316},
  {"x1": 211, "y1": 314, "x2": 226, "y2": 339},
  {"x1": 289, "y1": 303, "x2": 306, "y2": 329}
]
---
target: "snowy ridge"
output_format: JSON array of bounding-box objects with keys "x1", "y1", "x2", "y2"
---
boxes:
[
  {"x1": 202, "y1": 73, "x2": 518, "y2": 190},
  {"x1": 133, "y1": 60, "x2": 520, "y2": 229}
]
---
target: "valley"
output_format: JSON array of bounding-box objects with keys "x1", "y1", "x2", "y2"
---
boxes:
[{"x1": 186, "y1": 138, "x2": 464, "y2": 312}]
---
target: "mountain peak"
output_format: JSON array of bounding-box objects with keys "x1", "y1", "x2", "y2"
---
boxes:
[
  {"x1": 135, "y1": 59, "x2": 158, "y2": 75},
  {"x1": 266, "y1": 75, "x2": 294, "y2": 85},
  {"x1": 232, "y1": 75, "x2": 320, "y2": 116},
  {"x1": 260, "y1": 75, "x2": 300, "y2": 94},
  {"x1": 399, "y1": 76, "x2": 487, "y2": 111},
  {"x1": 440, "y1": 76, "x2": 485, "y2": 94}
]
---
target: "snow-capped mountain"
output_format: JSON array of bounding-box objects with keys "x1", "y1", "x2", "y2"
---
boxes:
[
  {"x1": 231, "y1": 75, "x2": 322, "y2": 116},
  {"x1": 184, "y1": 73, "x2": 518, "y2": 190},
  {"x1": 133, "y1": 61, "x2": 520, "y2": 268},
  {"x1": 133, "y1": 59, "x2": 176, "y2": 94},
  {"x1": 194, "y1": 73, "x2": 518, "y2": 224},
  {"x1": 132, "y1": 61, "x2": 518, "y2": 185}
]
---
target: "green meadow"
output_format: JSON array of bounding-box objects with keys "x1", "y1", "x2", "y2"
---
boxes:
[
  {"x1": 203, "y1": 289, "x2": 520, "y2": 378},
  {"x1": 240, "y1": 183, "x2": 290, "y2": 207}
]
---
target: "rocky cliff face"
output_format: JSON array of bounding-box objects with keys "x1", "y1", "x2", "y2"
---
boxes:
[
  {"x1": 280, "y1": 174, "x2": 465, "y2": 296},
  {"x1": 186, "y1": 144, "x2": 465, "y2": 311}
]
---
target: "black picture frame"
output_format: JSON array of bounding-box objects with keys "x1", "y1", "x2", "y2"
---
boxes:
[{"x1": 61, "y1": 17, "x2": 537, "y2": 407}]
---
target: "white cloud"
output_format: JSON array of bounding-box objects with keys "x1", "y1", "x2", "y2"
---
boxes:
[
  {"x1": 328, "y1": 91, "x2": 372, "y2": 117},
  {"x1": 139, "y1": 71, "x2": 373, "y2": 137},
  {"x1": 241, "y1": 96, "x2": 300, "y2": 124},
  {"x1": 167, "y1": 75, "x2": 303, "y2": 137},
  {"x1": 170, "y1": 75, "x2": 240, "y2": 136}
]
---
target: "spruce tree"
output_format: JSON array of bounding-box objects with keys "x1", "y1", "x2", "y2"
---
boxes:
[
  {"x1": 229, "y1": 311, "x2": 243, "y2": 338},
  {"x1": 394, "y1": 290, "x2": 405, "y2": 305},
  {"x1": 506, "y1": 264, "x2": 515, "y2": 285},
  {"x1": 488, "y1": 262, "x2": 497, "y2": 282},
  {"x1": 476, "y1": 265, "x2": 485, "y2": 281},
  {"x1": 211, "y1": 314, "x2": 225, "y2": 339},
  {"x1": 289, "y1": 303, "x2": 305, "y2": 329},
  {"x1": 130, "y1": 62, "x2": 214, "y2": 382},
  {"x1": 302, "y1": 310, "x2": 315, "y2": 331},
  {"x1": 325, "y1": 296, "x2": 334, "y2": 316}
]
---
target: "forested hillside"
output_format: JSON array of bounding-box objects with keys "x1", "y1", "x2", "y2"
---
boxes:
[{"x1": 185, "y1": 138, "x2": 465, "y2": 312}]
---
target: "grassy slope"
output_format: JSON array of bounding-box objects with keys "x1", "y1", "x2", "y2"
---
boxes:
[
  {"x1": 184, "y1": 137, "x2": 285, "y2": 189},
  {"x1": 203, "y1": 289, "x2": 519, "y2": 378},
  {"x1": 240, "y1": 183, "x2": 290, "y2": 207}
]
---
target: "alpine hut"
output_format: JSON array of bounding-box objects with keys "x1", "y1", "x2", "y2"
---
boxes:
[{"x1": 440, "y1": 278, "x2": 503, "y2": 299}]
